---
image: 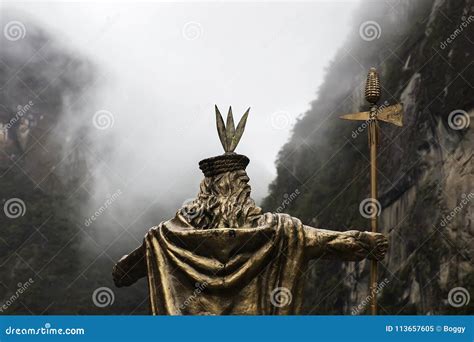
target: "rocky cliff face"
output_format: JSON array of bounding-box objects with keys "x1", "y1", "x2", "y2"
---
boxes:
[
  {"x1": 0, "y1": 15, "x2": 153, "y2": 315},
  {"x1": 1, "y1": 1, "x2": 472, "y2": 315},
  {"x1": 0, "y1": 15, "x2": 98, "y2": 313},
  {"x1": 263, "y1": 0, "x2": 473, "y2": 314}
]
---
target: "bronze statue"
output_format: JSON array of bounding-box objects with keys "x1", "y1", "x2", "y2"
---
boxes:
[{"x1": 112, "y1": 106, "x2": 388, "y2": 315}]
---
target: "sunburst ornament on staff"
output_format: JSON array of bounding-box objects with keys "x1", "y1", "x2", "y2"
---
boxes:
[{"x1": 340, "y1": 67, "x2": 404, "y2": 315}]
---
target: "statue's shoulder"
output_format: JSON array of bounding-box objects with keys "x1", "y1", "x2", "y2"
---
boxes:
[
  {"x1": 143, "y1": 224, "x2": 162, "y2": 239},
  {"x1": 261, "y1": 212, "x2": 303, "y2": 228},
  {"x1": 144, "y1": 215, "x2": 193, "y2": 239}
]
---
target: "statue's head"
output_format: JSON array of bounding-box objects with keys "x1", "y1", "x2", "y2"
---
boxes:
[{"x1": 177, "y1": 106, "x2": 262, "y2": 229}]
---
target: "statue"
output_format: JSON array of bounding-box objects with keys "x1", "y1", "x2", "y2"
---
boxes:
[{"x1": 112, "y1": 106, "x2": 389, "y2": 315}]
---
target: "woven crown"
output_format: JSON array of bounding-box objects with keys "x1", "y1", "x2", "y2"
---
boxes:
[
  {"x1": 199, "y1": 105, "x2": 250, "y2": 177},
  {"x1": 199, "y1": 154, "x2": 250, "y2": 177}
]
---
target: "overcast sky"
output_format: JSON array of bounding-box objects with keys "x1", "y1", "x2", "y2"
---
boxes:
[{"x1": 3, "y1": 0, "x2": 359, "y2": 203}]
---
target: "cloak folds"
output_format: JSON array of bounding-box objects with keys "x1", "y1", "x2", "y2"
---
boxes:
[{"x1": 144, "y1": 213, "x2": 306, "y2": 315}]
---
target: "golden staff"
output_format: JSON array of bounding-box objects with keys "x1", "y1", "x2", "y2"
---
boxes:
[{"x1": 340, "y1": 67, "x2": 403, "y2": 315}]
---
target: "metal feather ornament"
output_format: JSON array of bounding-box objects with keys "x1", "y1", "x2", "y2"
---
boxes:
[{"x1": 215, "y1": 105, "x2": 250, "y2": 153}]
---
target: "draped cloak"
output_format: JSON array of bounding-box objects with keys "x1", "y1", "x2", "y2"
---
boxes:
[{"x1": 144, "y1": 212, "x2": 306, "y2": 315}]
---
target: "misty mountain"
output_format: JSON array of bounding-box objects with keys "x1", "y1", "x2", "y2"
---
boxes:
[
  {"x1": 262, "y1": 0, "x2": 473, "y2": 314},
  {"x1": 0, "y1": 12, "x2": 151, "y2": 314},
  {"x1": 1, "y1": 0, "x2": 472, "y2": 315}
]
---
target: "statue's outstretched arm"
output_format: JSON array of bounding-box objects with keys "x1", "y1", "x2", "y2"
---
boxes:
[
  {"x1": 303, "y1": 225, "x2": 388, "y2": 261},
  {"x1": 112, "y1": 243, "x2": 147, "y2": 287}
]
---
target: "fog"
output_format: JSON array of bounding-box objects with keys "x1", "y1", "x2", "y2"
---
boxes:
[{"x1": 2, "y1": 1, "x2": 359, "y2": 237}]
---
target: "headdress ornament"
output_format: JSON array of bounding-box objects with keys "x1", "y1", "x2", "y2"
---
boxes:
[{"x1": 199, "y1": 106, "x2": 250, "y2": 177}]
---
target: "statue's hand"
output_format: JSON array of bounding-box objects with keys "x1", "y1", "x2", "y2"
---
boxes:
[
  {"x1": 112, "y1": 244, "x2": 147, "y2": 287},
  {"x1": 367, "y1": 233, "x2": 388, "y2": 261},
  {"x1": 112, "y1": 254, "x2": 136, "y2": 287}
]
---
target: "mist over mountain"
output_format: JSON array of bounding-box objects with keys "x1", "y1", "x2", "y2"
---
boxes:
[
  {"x1": 1, "y1": 0, "x2": 472, "y2": 315},
  {"x1": 0, "y1": 8, "x2": 278, "y2": 314},
  {"x1": 263, "y1": 0, "x2": 473, "y2": 314},
  {"x1": 0, "y1": 11, "x2": 103, "y2": 313},
  {"x1": 0, "y1": 2, "x2": 355, "y2": 314}
]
